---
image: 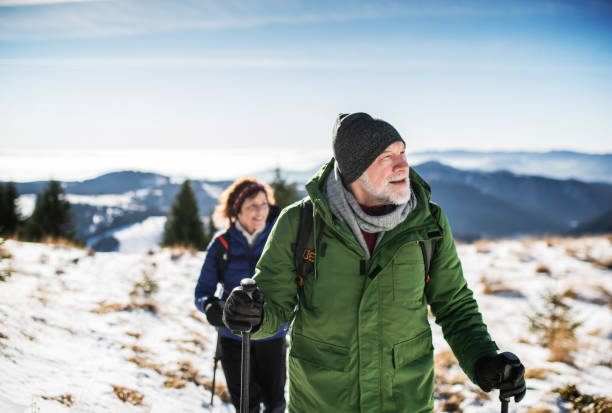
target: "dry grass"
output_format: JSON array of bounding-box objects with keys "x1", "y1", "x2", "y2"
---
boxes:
[
  {"x1": 41, "y1": 394, "x2": 74, "y2": 407},
  {"x1": 595, "y1": 286, "x2": 612, "y2": 307},
  {"x1": 434, "y1": 351, "x2": 467, "y2": 386},
  {"x1": 91, "y1": 300, "x2": 159, "y2": 315},
  {"x1": 474, "y1": 240, "x2": 491, "y2": 254},
  {"x1": 525, "y1": 368, "x2": 554, "y2": 380},
  {"x1": 0, "y1": 332, "x2": 8, "y2": 340},
  {"x1": 162, "y1": 360, "x2": 230, "y2": 402},
  {"x1": 165, "y1": 337, "x2": 207, "y2": 352},
  {"x1": 473, "y1": 388, "x2": 492, "y2": 402},
  {"x1": 176, "y1": 345, "x2": 197, "y2": 355},
  {"x1": 528, "y1": 291, "x2": 582, "y2": 364},
  {"x1": 125, "y1": 331, "x2": 141, "y2": 339},
  {"x1": 20, "y1": 330, "x2": 36, "y2": 341},
  {"x1": 127, "y1": 353, "x2": 230, "y2": 402},
  {"x1": 535, "y1": 264, "x2": 551, "y2": 275},
  {"x1": 481, "y1": 279, "x2": 525, "y2": 297},
  {"x1": 434, "y1": 350, "x2": 458, "y2": 370},
  {"x1": 40, "y1": 236, "x2": 85, "y2": 249},
  {"x1": 435, "y1": 389, "x2": 465, "y2": 412},
  {"x1": 189, "y1": 310, "x2": 206, "y2": 322},
  {"x1": 526, "y1": 408, "x2": 552, "y2": 413},
  {"x1": 128, "y1": 356, "x2": 164, "y2": 374},
  {"x1": 554, "y1": 384, "x2": 612, "y2": 413},
  {"x1": 112, "y1": 385, "x2": 144, "y2": 405},
  {"x1": 594, "y1": 257, "x2": 612, "y2": 270},
  {"x1": 121, "y1": 344, "x2": 149, "y2": 353},
  {"x1": 164, "y1": 376, "x2": 187, "y2": 389}
]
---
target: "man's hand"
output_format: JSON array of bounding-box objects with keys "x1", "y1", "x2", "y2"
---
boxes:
[
  {"x1": 203, "y1": 297, "x2": 225, "y2": 327},
  {"x1": 222, "y1": 284, "x2": 264, "y2": 333},
  {"x1": 474, "y1": 352, "x2": 526, "y2": 402}
]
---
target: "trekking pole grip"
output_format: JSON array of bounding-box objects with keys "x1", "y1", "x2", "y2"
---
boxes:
[
  {"x1": 239, "y1": 278, "x2": 257, "y2": 413},
  {"x1": 241, "y1": 278, "x2": 257, "y2": 297},
  {"x1": 498, "y1": 352, "x2": 518, "y2": 413}
]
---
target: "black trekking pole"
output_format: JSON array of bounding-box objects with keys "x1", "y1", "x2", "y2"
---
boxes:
[
  {"x1": 210, "y1": 330, "x2": 222, "y2": 406},
  {"x1": 498, "y1": 352, "x2": 519, "y2": 413},
  {"x1": 240, "y1": 278, "x2": 257, "y2": 413}
]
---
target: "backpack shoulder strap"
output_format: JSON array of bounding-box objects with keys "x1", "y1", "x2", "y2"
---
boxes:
[
  {"x1": 294, "y1": 199, "x2": 314, "y2": 286},
  {"x1": 420, "y1": 202, "x2": 442, "y2": 284},
  {"x1": 214, "y1": 231, "x2": 230, "y2": 284},
  {"x1": 293, "y1": 198, "x2": 325, "y2": 287}
]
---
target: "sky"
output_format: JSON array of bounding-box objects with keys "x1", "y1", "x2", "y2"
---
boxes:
[{"x1": 0, "y1": 0, "x2": 611, "y2": 181}]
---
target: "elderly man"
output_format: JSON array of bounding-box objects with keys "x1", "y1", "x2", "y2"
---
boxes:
[{"x1": 223, "y1": 113, "x2": 526, "y2": 412}]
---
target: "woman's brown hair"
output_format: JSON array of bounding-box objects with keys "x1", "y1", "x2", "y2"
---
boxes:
[{"x1": 213, "y1": 177, "x2": 275, "y2": 228}]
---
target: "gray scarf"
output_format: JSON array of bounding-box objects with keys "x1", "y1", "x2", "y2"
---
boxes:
[{"x1": 324, "y1": 164, "x2": 417, "y2": 258}]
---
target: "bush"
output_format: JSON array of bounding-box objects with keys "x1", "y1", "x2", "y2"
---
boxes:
[{"x1": 528, "y1": 291, "x2": 582, "y2": 364}]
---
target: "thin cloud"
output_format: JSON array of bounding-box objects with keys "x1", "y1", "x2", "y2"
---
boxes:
[
  {"x1": 0, "y1": 0, "x2": 588, "y2": 41},
  {"x1": 0, "y1": 0, "x2": 103, "y2": 6},
  {"x1": 1, "y1": 56, "x2": 609, "y2": 74}
]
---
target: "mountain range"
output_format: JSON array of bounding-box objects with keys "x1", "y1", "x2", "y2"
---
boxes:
[{"x1": 6, "y1": 151, "x2": 612, "y2": 250}]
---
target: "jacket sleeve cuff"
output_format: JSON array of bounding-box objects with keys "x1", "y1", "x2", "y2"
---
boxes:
[{"x1": 462, "y1": 342, "x2": 499, "y2": 383}]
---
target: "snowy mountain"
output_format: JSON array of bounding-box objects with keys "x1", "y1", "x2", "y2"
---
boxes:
[
  {"x1": 7, "y1": 159, "x2": 612, "y2": 251},
  {"x1": 12, "y1": 172, "x2": 233, "y2": 252},
  {"x1": 408, "y1": 150, "x2": 612, "y2": 184},
  {"x1": 1, "y1": 237, "x2": 610, "y2": 412}
]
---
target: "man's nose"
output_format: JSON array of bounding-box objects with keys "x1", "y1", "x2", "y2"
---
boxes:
[{"x1": 393, "y1": 155, "x2": 409, "y2": 172}]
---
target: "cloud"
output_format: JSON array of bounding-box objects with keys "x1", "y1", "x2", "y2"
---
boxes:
[
  {"x1": 1, "y1": 56, "x2": 609, "y2": 74},
  {"x1": 0, "y1": 0, "x2": 587, "y2": 41},
  {"x1": 0, "y1": 0, "x2": 102, "y2": 6}
]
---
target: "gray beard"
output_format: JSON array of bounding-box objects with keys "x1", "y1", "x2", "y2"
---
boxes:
[{"x1": 324, "y1": 164, "x2": 417, "y2": 258}]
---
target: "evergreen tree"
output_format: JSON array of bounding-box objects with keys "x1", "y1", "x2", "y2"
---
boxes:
[
  {"x1": 0, "y1": 182, "x2": 20, "y2": 235},
  {"x1": 21, "y1": 180, "x2": 75, "y2": 241},
  {"x1": 161, "y1": 180, "x2": 206, "y2": 249},
  {"x1": 269, "y1": 167, "x2": 299, "y2": 210}
]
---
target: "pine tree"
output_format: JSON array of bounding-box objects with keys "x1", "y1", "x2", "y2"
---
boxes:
[
  {"x1": 269, "y1": 167, "x2": 299, "y2": 210},
  {"x1": 161, "y1": 180, "x2": 206, "y2": 250},
  {"x1": 21, "y1": 180, "x2": 75, "y2": 242},
  {"x1": 0, "y1": 182, "x2": 20, "y2": 235}
]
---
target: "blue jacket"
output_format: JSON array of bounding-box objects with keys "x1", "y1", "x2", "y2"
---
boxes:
[{"x1": 194, "y1": 208, "x2": 288, "y2": 341}]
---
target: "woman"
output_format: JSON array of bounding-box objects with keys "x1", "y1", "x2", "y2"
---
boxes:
[{"x1": 195, "y1": 178, "x2": 287, "y2": 413}]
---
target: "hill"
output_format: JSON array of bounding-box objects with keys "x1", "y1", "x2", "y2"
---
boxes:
[{"x1": 0, "y1": 237, "x2": 610, "y2": 412}]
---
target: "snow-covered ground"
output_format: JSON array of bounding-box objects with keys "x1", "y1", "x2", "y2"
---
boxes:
[{"x1": 1, "y1": 236, "x2": 611, "y2": 412}]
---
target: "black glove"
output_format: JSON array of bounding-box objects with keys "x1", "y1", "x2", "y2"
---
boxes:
[
  {"x1": 474, "y1": 352, "x2": 526, "y2": 402},
  {"x1": 204, "y1": 297, "x2": 225, "y2": 327},
  {"x1": 222, "y1": 285, "x2": 264, "y2": 333}
]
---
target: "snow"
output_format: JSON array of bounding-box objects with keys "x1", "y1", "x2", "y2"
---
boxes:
[
  {"x1": 65, "y1": 192, "x2": 146, "y2": 209},
  {"x1": 201, "y1": 183, "x2": 224, "y2": 200},
  {"x1": 16, "y1": 194, "x2": 36, "y2": 217},
  {"x1": 1, "y1": 236, "x2": 611, "y2": 412},
  {"x1": 114, "y1": 217, "x2": 166, "y2": 254}
]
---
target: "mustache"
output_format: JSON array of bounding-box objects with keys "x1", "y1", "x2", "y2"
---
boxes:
[{"x1": 386, "y1": 172, "x2": 409, "y2": 183}]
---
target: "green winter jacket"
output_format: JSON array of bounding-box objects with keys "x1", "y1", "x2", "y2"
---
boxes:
[{"x1": 252, "y1": 159, "x2": 498, "y2": 412}]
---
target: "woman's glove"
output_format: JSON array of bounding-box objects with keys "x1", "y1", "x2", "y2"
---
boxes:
[
  {"x1": 222, "y1": 285, "x2": 264, "y2": 333},
  {"x1": 204, "y1": 297, "x2": 225, "y2": 327},
  {"x1": 474, "y1": 352, "x2": 526, "y2": 402}
]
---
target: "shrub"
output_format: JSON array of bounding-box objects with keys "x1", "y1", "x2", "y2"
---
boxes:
[{"x1": 528, "y1": 291, "x2": 582, "y2": 364}]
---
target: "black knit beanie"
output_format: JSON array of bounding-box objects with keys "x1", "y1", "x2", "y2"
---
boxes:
[{"x1": 332, "y1": 112, "x2": 405, "y2": 184}]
